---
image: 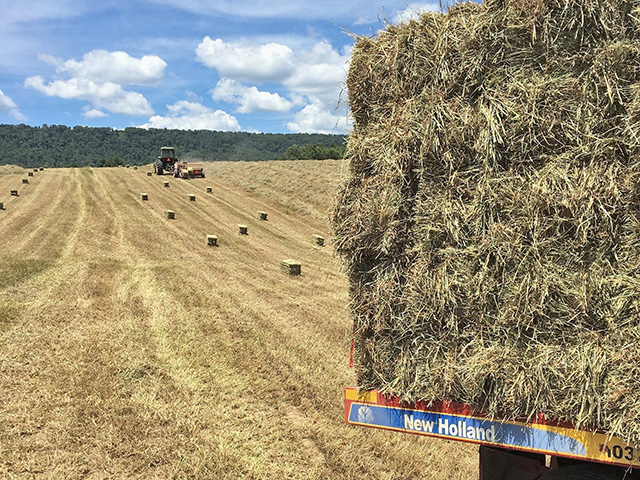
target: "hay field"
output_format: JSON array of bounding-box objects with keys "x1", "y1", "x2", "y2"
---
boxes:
[{"x1": 0, "y1": 164, "x2": 475, "y2": 479}]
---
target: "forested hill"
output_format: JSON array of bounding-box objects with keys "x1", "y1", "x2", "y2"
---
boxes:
[{"x1": 0, "y1": 124, "x2": 347, "y2": 168}]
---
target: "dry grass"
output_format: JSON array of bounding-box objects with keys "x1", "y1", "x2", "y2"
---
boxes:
[
  {"x1": 205, "y1": 159, "x2": 346, "y2": 223},
  {"x1": 0, "y1": 165, "x2": 476, "y2": 479}
]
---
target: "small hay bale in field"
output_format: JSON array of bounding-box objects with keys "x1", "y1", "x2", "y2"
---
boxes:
[
  {"x1": 312, "y1": 234, "x2": 325, "y2": 246},
  {"x1": 133, "y1": 166, "x2": 138, "y2": 171},
  {"x1": 39, "y1": 167, "x2": 44, "y2": 171},
  {"x1": 10, "y1": 190, "x2": 18, "y2": 196},
  {"x1": 207, "y1": 235, "x2": 218, "y2": 246},
  {"x1": 147, "y1": 171, "x2": 152, "y2": 176},
  {"x1": 32, "y1": 169, "x2": 37, "y2": 172},
  {"x1": 206, "y1": 186, "x2": 213, "y2": 193},
  {"x1": 333, "y1": 0, "x2": 640, "y2": 448},
  {"x1": 0, "y1": 202, "x2": 4, "y2": 210},
  {"x1": 22, "y1": 179, "x2": 28, "y2": 184},
  {"x1": 126, "y1": 165, "x2": 130, "y2": 168},
  {"x1": 238, "y1": 224, "x2": 248, "y2": 235},
  {"x1": 28, "y1": 172, "x2": 33, "y2": 177},
  {"x1": 164, "y1": 181, "x2": 170, "y2": 187},
  {"x1": 188, "y1": 194, "x2": 196, "y2": 201},
  {"x1": 141, "y1": 193, "x2": 148, "y2": 201},
  {"x1": 164, "y1": 210, "x2": 175, "y2": 219},
  {"x1": 258, "y1": 211, "x2": 268, "y2": 221},
  {"x1": 280, "y1": 259, "x2": 301, "y2": 276}
]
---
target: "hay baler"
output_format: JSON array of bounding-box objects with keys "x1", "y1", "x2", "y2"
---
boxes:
[
  {"x1": 174, "y1": 161, "x2": 205, "y2": 179},
  {"x1": 345, "y1": 388, "x2": 640, "y2": 479}
]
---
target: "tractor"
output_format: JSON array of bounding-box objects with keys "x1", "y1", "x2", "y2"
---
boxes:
[{"x1": 154, "y1": 147, "x2": 178, "y2": 175}]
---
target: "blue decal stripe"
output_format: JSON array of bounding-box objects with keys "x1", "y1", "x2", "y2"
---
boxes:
[{"x1": 348, "y1": 403, "x2": 586, "y2": 457}]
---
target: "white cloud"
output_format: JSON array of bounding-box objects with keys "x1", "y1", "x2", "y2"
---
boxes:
[
  {"x1": 284, "y1": 41, "x2": 349, "y2": 108},
  {"x1": 38, "y1": 50, "x2": 166, "y2": 85},
  {"x1": 0, "y1": 89, "x2": 26, "y2": 121},
  {"x1": 396, "y1": 3, "x2": 440, "y2": 23},
  {"x1": 196, "y1": 37, "x2": 295, "y2": 83},
  {"x1": 140, "y1": 101, "x2": 240, "y2": 131},
  {"x1": 24, "y1": 49, "x2": 164, "y2": 117},
  {"x1": 287, "y1": 103, "x2": 347, "y2": 134},
  {"x1": 211, "y1": 79, "x2": 293, "y2": 113},
  {"x1": 25, "y1": 76, "x2": 153, "y2": 116},
  {"x1": 83, "y1": 107, "x2": 108, "y2": 119},
  {"x1": 196, "y1": 37, "x2": 350, "y2": 132}
]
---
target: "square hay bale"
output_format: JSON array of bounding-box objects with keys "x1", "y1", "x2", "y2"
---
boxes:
[
  {"x1": 32, "y1": 169, "x2": 38, "y2": 172},
  {"x1": 164, "y1": 181, "x2": 170, "y2": 187},
  {"x1": 0, "y1": 202, "x2": 4, "y2": 210},
  {"x1": 28, "y1": 172, "x2": 33, "y2": 177},
  {"x1": 312, "y1": 234, "x2": 325, "y2": 246},
  {"x1": 206, "y1": 235, "x2": 218, "y2": 246},
  {"x1": 10, "y1": 190, "x2": 18, "y2": 196},
  {"x1": 39, "y1": 167, "x2": 44, "y2": 171},
  {"x1": 258, "y1": 211, "x2": 268, "y2": 221},
  {"x1": 141, "y1": 193, "x2": 148, "y2": 201},
  {"x1": 332, "y1": 0, "x2": 640, "y2": 447},
  {"x1": 147, "y1": 171, "x2": 152, "y2": 176},
  {"x1": 206, "y1": 186, "x2": 213, "y2": 193},
  {"x1": 22, "y1": 179, "x2": 28, "y2": 184},
  {"x1": 164, "y1": 210, "x2": 175, "y2": 219},
  {"x1": 188, "y1": 194, "x2": 196, "y2": 201},
  {"x1": 238, "y1": 224, "x2": 248, "y2": 235},
  {"x1": 280, "y1": 259, "x2": 301, "y2": 276}
]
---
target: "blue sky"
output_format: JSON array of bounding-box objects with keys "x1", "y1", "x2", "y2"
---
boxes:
[{"x1": 0, "y1": 0, "x2": 445, "y2": 134}]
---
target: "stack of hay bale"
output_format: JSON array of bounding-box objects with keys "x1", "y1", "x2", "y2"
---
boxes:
[{"x1": 333, "y1": 0, "x2": 640, "y2": 445}]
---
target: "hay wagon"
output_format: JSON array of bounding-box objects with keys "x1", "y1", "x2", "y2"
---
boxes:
[{"x1": 335, "y1": 0, "x2": 640, "y2": 478}]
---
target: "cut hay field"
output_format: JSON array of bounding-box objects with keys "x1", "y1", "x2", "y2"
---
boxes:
[{"x1": 0, "y1": 163, "x2": 475, "y2": 479}]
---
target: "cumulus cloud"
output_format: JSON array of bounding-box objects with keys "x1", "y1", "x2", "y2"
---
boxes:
[
  {"x1": 83, "y1": 107, "x2": 108, "y2": 119},
  {"x1": 211, "y1": 79, "x2": 293, "y2": 114},
  {"x1": 196, "y1": 37, "x2": 350, "y2": 132},
  {"x1": 287, "y1": 103, "x2": 346, "y2": 134},
  {"x1": 139, "y1": 101, "x2": 240, "y2": 131},
  {"x1": 39, "y1": 50, "x2": 167, "y2": 85},
  {"x1": 25, "y1": 49, "x2": 164, "y2": 117},
  {"x1": 196, "y1": 37, "x2": 295, "y2": 83},
  {"x1": 0, "y1": 89, "x2": 26, "y2": 121},
  {"x1": 25, "y1": 76, "x2": 153, "y2": 116}
]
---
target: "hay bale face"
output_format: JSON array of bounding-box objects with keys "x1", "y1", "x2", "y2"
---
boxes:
[
  {"x1": 10, "y1": 190, "x2": 18, "y2": 196},
  {"x1": 238, "y1": 225, "x2": 248, "y2": 235},
  {"x1": 207, "y1": 235, "x2": 218, "y2": 246},
  {"x1": 188, "y1": 194, "x2": 196, "y2": 201},
  {"x1": 280, "y1": 259, "x2": 301, "y2": 276},
  {"x1": 22, "y1": 179, "x2": 28, "y2": 184},
  {"x1": 258, "y1": 211, "x2": 268, "y2": 221},
  {"x1": 333, "y1": 0, "x2": 640, "y2": 447},
  {"x1": 206, "y1": 186, "x2": 213, "y2": 193},
  {"x1": 28, "y1": 172, "x2": 33, "y2": 177},
  {"x1": 312, "y1": 234, "x2": 325, "y2": 246},
  {"x1": 164, "y1": 210, "x2": 175, "y2": 219},
  {"x1": 147, "y1": 171, "x2": 152, "y2": 177}
]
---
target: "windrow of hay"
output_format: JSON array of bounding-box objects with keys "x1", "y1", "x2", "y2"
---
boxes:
[{"x1": 333, "y1": 0, "x2": 640, "y2": 445}]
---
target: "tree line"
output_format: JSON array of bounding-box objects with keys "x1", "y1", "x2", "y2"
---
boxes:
[{"x1": 0, "y1": 124, "x2": 347, "y2": 168}]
